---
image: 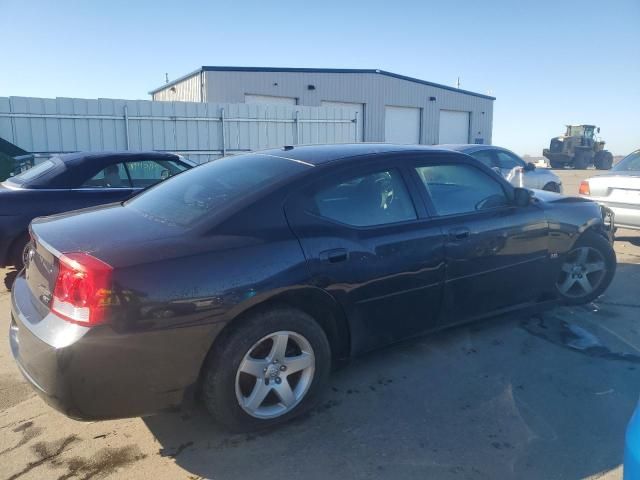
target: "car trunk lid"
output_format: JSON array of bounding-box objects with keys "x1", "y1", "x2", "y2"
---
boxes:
[{"x1": 588, "y1": 174, "x2": 640, "y2": 205}]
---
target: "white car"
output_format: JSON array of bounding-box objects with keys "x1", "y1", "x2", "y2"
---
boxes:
[
  {"x1": 579, "y1": 149, "x2": 640, "y2": 231},
  {"x1": 442, "y1": 144, "x2": 563, "y2": 192}
]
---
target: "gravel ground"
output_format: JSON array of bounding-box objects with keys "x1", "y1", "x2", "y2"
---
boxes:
[{"x1": 0, "y1": 168, "x2": 638, "y2": 480}]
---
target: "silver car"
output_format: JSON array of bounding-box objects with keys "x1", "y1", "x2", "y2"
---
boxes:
[
  {"x1": 579, "y1": 149, "x2": 640, "y2": 230},
  {"x1": 442, "y1": 144, "x2": 563, "y2": 192}
]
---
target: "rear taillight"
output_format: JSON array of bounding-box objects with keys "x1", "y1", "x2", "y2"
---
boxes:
[
  {"x1": 579, "y1": 180, "x2": 590, "y2": 195},
  {"x1": 51, "y1": 252, "x2": 113, "y2": 326}
]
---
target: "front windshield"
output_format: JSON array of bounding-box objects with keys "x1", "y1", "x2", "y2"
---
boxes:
[
  {"x1": 566, "y1": 126, "x2": 586, "y2": 137},
  {"x1": 126, "y1": 153, "x2": 311, "y2": 226},
  {"x1": 613, "y1": 150, "x2": 640, "y2": 172}
]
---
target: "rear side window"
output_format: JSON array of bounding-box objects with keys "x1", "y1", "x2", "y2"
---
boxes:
[
  {"x1": 416, "y1": 164, "x2": 509, "y2": 216},
  {"x1": 614, "y1": 151, "x2": 640, "y2": 171},
  {"x1": 126, "y1": 153, "x2": 309, "y2": 226},
  {"x1": 311, "y1": 169, "x2": 416, "y2": 227},
  {"x1": 125, "y1": 160, "x2": 188, "y2": 188},
  {"x1": 83, "y1": 163, "x2": 131, "y2": 188}
]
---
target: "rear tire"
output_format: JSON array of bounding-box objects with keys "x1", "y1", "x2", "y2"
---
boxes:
[
  {"x1": 549, "y1": 159, "x2": 565, "y2": 169},
  {"x1": 201, "y1": 307, "x2": 331, "y2": 432},
  {"x1": 555, "y1": 231, "x2": 616, "y2": 305},
  {"x1": 542, "y1": 182, "x2": 561, "y2": 193},
  {"x1": 594, "y1": 151, "x2": 613, "y2": 170},
  {"x1": 8, "y1": 233, "x2": 29, "y2": 270}
]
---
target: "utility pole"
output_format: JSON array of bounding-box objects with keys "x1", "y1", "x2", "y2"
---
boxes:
[{"x1": 456, "y1": 76, "x2": 461, "y2": 89}]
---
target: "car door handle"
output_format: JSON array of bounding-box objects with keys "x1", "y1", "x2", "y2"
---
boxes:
[
  {"x1": 319, "y1": 248, "x2": 349, "y2": 263},
  {"x1": 449, "y1": 227, "x2": 470, "y2": 240}
]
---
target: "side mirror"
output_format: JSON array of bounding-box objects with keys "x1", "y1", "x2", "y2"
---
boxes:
[
  {"x1": 513, "y1": 187, "x2": 532, "y2": 207},
  {"x1": 524, "y1": 162, "x2": 536, "y2": 171},
  {"x1": 597, "y1": 127, "x2": 601, "y2": 133},
  {"x1": 160, "y1": 169, "x2": 170, "y2": 179}
]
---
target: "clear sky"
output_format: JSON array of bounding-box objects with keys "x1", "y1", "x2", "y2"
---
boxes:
[{"x1": 1, "y1": 0, "x2": 638, "y2": 156}]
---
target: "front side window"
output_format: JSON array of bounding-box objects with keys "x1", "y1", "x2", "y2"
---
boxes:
[
  {"x1": 82, "y1": 163, "x2": 131, "y2": 188},
  {"x1": 311, "y1": 169, "x2": 416, "y2": 227},
  {"x1": 415, "y1": 164, "x2": 509, "y2": 216},
  {"x1": 125, "y1": 159, "x2": 189, "y2": 188},
  {"x1": 9, "y1": 159, "x2": 55, "y2": 183},
  {"x1": 495, "y1": 151, "x2": 524, "y2": 169},
  {"x1": 469, "y1": 150, "x2": 495, "y2": 169}
]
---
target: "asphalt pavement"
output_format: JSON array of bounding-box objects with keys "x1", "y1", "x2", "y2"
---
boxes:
[{"x1": 0, "y1": 168, "x2": 638, "y2": 480}]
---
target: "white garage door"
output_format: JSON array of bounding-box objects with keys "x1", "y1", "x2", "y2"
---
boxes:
[
  {"x1": 439, "y1": 110, "x2": 470, "y2": 144},
  {"x1": 244, "y1": 94, "x2": 297, "y2": 105},
  {"x1": 384, "y1": 106, "x2": 421, "y2": 144},
  {"x1": 321, "y1": 101, "x2": 364, "y2": 141}
]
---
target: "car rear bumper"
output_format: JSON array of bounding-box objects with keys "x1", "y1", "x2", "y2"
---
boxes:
[
  {"x1": 10, "y1": 272, "x2": 220, "y2": 420},
  {"x1": 585, "y1": 198, "x2": 640, "y2": 231}
]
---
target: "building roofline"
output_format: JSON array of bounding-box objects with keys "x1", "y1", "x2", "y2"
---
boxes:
[{"x1": 149, "y1": 66, "x2": 496, "y2": 100}]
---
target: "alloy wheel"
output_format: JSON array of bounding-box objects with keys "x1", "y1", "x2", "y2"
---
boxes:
[
  {"x1": 556, "y1": 246, "x2": 607, "y2": 298},
  {"x1": 235, "y1": 331, "x2": 315, "y2": 419}
]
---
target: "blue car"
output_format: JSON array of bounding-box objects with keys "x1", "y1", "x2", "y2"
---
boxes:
[{"x1": 626, "y1": 403, "x2": 640, "y2": 479}]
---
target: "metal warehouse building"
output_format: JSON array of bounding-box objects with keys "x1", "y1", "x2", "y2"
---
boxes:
[{"x1": 150, "y1": 67, "x2": 495, "y2": 146}]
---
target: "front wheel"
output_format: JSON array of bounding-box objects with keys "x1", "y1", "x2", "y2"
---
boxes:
[
  {"x1": 201, "y1": 307, "x2": 331, "y2": 431},
  {"x1": 555, "y1": 231, "x2": 616, "y2": 305}
]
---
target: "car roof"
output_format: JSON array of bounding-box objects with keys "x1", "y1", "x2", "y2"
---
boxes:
[
  {"x1": 57, "y1": 151, "x2": 185, "y2": 168},
  {"x1": 255, "y1": 143, "x2": 456, "y2": 166},
  {"x1": 437, "y1": 144, "x2": 511, "y2": 154}
]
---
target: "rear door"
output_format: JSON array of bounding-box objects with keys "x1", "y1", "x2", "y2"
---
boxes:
[
  {"x1": 409, "y1": 157, "x2": 550, "y2": 324},
  {"x1": 285, "y1": 157, "x2": 446, "y2": 354}
]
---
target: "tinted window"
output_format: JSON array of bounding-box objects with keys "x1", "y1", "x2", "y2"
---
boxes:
[
  {"x1": 495, "y1": 151, "x2": 524, "y2": 169},
  {"x1": 83, "y1": 163, "x2": 131, "y2": 188},
  {"x1": 127, "y1": 153, "x2": 309, "y2": 226},
  {"x1": 613, "y1": 151, "x2": 640, "y2": 171},
  {"x1": 10, "y1": 159, "x2": 55, "y2": 182},
  {"x1": 416, "y1": 164, "x2": 509, "y2": 216},
  {"x1": 469, "y1": 150, "x2": 495, "y2": 168},
  {"x1": 125, "y1": 160, "x2": 188, "y2": 188},
  {"x1": 312, "y1": 169, "x2": 416, "y2": 227}
]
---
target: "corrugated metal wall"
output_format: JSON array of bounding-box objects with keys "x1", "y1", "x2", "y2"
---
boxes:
[
  {"x1": 0, "y1": 97, "x2": 359, "y2": 163},
  {"x1": 151, "y1": 73, "x2": 203, "y2": 102},
  {"x1": 155, "y1": 70, "x2": 494, "y2": 144}
]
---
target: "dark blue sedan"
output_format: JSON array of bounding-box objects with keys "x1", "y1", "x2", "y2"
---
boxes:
[{"x1": 0, "y1": 151, "x2": 193, "y2": 268}]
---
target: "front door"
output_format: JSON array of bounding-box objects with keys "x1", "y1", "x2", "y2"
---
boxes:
[
  {"x1": 409, "y1": 160, "x2": 549, "y2": 324},
  {"x1": 285, "y1": 160, "x2": 446, "y2": 354}
]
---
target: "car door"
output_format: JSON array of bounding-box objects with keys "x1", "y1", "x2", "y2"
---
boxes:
[
  {"x1": 70, "y1": 162, "x2": 137, "y2": 208},
  {"x1": 409, "y1": 157, "x2": 550, "y2": 325},
  {"x1": 285, "y1": 158, "x2": 446, "y2": 355}
]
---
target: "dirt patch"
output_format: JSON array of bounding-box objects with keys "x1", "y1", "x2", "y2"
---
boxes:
[
  {"x1": 54, "y1": 445, "x2": 147, "y2": 480},
  {"x1": 0, "y1": 374, "x2": 35, "y2": 410}
]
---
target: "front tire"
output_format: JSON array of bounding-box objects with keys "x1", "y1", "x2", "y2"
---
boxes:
[
  {"x1": 201, "y1": 307, "x2": 331, "y2": 432},
  {"x1": 594, "y1": 151, "x2": 613, "y2": 170},
  {"x1": 555, "y1": 231, "x2": 616, "y2": 305}
]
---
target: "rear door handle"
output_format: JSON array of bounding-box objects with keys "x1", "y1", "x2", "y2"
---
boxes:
[
  {"x1": 319, "y1": 248, "x2": 349, "y2": 263},
  {"x1": 449, "y1": 227, "x2": 470, "y2": 240}
]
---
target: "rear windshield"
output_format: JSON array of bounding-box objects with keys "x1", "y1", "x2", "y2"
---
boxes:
[
  {"x1": 6, "y1": 159, "x2": 56, "y2": 185},
  {"x1": 613, "y1": 151, "x2": 640, "y2": 172},
  {"x1": 126, "y1": 153, "x2": 311, "y2": 226}
]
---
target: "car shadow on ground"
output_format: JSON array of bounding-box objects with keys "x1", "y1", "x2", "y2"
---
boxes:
[
  {"x1": 3, "y1": 268, "x2": 17, "y2": 292},
  {"x1": 143, "y1": 262, "x2": 640, "y2": 480}
]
